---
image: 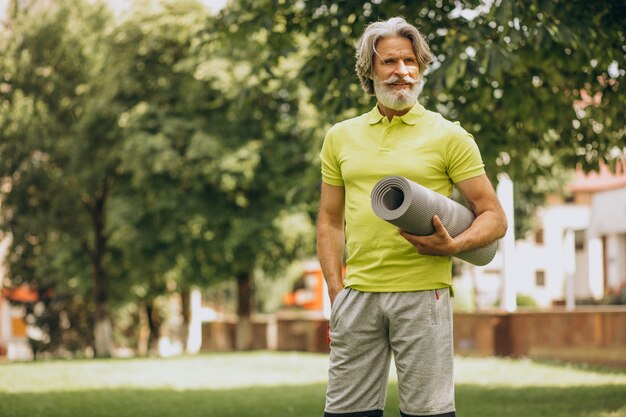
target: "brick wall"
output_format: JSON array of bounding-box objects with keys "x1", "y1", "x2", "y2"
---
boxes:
[
  {"x1": 454, "y1": 307, "x2": 626, "y2": 368},
  {"x1": 200, "y1": 308, "x2": 626, "y2": 369},
  {"x1": 276, "y1": 318, "x2": 329, "y2": 353},
  {"x1": 201, "y1": 319, "x2": 268, "y2": 351}
]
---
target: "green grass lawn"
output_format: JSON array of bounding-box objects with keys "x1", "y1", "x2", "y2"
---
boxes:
[{"x1": 1, "y1": 352, "x2": 625, "y2": 417}]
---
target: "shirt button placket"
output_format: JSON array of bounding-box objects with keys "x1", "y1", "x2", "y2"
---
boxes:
[{"x1": 380, "y1": 121, "x2": 392, "y2": 153}]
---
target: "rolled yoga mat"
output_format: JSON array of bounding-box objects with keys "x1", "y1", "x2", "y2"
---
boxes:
[{"x1": 370, "y1": 176, "x2": 497, "y2": 266}]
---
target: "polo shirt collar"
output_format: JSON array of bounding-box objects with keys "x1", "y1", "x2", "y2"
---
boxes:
[{"x1": 367, "y1": 102, "x2": 426, "y2": 125}]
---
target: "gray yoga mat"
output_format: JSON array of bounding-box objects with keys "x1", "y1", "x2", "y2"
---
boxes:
[{"x1": 370, "y1": 176, "x2": 497, "y2": 266}]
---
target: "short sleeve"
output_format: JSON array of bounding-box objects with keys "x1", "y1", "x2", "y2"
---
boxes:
[
  {"x1": 320, "y1": 127, "x2": 344, "y2": 186},
  {"x1": 445, "y1": 126, "x2": 485, "y2": 184}
]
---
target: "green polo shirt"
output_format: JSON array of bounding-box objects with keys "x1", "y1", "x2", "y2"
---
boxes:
[{"x1": 320, "y1": 103, "x2": 485, "y2": 292}]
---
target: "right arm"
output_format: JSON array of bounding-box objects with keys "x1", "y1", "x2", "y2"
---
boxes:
[{"x1": 316, "y1": 182, "x2": 345, "y2": 304}]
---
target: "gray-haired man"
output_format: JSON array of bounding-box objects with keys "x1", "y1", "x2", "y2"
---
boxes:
[{"x1": 317, "y1": 17, "x2": 507, "y2": 417}]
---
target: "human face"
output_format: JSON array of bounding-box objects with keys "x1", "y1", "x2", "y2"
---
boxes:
[{"x1": 372, "y1": 36, "x2": 420, "y2": 114}]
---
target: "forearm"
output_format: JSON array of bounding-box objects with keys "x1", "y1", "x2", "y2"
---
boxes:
[
  {"x1": 317, "y1": 221, "x2": 345, "y2": 296},
  {"x1": 398, "y1": 206, "x2": 507, "y2": 257},
  {"x1": 450, "y1": 174, "x2": 508, "y2": 254},
  {"x1": 453, "y1": 209, "x2": 507, "y2": 253},
  {"x1": 317, "y1": 182, "x2": 346, "y2": 300}
]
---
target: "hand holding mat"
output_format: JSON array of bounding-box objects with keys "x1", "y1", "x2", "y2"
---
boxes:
[{"x1": 370, "y1": 176, "x2": 497, "y2": 266}]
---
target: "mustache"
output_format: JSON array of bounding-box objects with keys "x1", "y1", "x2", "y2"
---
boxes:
[{"x1": 383, "y1": 75, "x2": 419, "y2": 85}]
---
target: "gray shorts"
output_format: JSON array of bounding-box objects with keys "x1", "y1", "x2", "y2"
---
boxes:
[{"x1": 324, "y1": 288, "x2": 455, "y2": 417}]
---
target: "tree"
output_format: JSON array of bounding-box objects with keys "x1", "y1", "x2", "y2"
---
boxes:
[
  {"x1": 423, "y1": 0, "x2": 625, "y2": 232},
  {"x1": 99, "y1": 0, "x2": 213, "y2": 354},
  {"x1": 224, "y1": 0, "x2": 625, "y2": 234},
  {"x1": 1, "y1": 0, "x2": 316, "y2": 355},
  {"x1": 175, "y1": 2, "x2": 321, "y2": 348},
  {"x1": 103, "y1": 0, "x2": 316, "y2": 350},
  {"x1": 0, "y1": 0, "x2": 123, "y2": 357},
  {"x1": 0, "y1": 0, "x2": 221, "y2": 356}
]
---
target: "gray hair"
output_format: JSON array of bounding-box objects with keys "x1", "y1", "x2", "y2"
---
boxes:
[{"x1": 355, "y1": 17, "x2": 433, "y2": 95}]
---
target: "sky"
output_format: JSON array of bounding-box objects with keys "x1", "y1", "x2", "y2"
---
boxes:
[
  {"x1": 106, "y1": 0, "x2": 228, "y2": 15},
  {"x1": 97, "y1": 0, "x2": 228, "y2": 13},
  {"x1": 0, "y1": 0, "x2": 229, "y2": 21}
]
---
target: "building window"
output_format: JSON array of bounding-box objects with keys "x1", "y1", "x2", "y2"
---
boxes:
[
  {"x1": 535, "y1": 270, "x2": 546, "y2": 287},
  {"x1": 535, "y1": 229, "x2": 544, "y2": 245},
  {"x1": 574, "y1": 230, "x2": 585, "y2": 251}
]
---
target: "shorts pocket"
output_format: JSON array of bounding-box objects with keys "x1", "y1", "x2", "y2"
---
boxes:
[
  {"x1": 431, "y1": 288, "x2": 452, "y2": 327},
  {"x1": 330, "y1": 288, "x2": 350, "y2": 329},
  {"x1": 410, "y1": 290, "x2": 437, "y2": 326},
  {"x1": 431, "y1": 289, "x2": 439, "y2": 326}
]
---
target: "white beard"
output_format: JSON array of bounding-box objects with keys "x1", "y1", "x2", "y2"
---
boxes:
[{"x1": 373, "y1": 75, "x2": 420, "y2": 111}]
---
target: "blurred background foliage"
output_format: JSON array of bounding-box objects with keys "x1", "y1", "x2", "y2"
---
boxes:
[{"x1": 0, "y1": 0, "x2": 623, "y2": 356}]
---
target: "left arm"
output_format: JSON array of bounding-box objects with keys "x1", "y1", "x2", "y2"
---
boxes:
[{"x1": 399, "y1": 174, "x2": 508, "y2": 255}]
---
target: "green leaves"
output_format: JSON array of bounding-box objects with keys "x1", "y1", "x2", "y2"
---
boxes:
[
  {"x1": 225, "y1": 0, "x2": 624, "y2": 237},
  {"x1": 1, "y1": 0, "x2": 624, "y2": 353}
]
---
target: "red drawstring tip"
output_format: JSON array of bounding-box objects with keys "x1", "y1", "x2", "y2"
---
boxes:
[
  {"x1": 435, "y1": 289, "x2": 439, "y2": 300},
  {"x1": 327, "y1": 323, "x2": 331, "y2": 345}
]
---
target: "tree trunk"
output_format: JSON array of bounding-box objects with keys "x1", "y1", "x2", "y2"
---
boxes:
[
  {"x1": 137, "y1": 305, "x2": 149, "y2": 356},
  {"x1": 235, "y1": 271, "x2": 254, "y2": 350},
  {"x1": 146, "y1": 300, "x2": 161, "y2": 355},
  {"x1": 91, "y1": 201, "x2": 112, "y2": 358},
  {"x1": 180, "y1": 288, "x2": 191, "y2": 352}
]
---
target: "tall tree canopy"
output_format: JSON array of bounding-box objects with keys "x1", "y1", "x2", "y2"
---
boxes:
[
  {"x1": 0, "y1": 0, "x2": 623, "y2": 356},
  {"x1": 221, "y1": 0, "x2": 625, "y2": 233},
  {"x1": 0, "y1": 0, "x2": 316, "y2": 354},
  {"x1": 0, "y1": 0, "x2": 122, "y2": 356}
]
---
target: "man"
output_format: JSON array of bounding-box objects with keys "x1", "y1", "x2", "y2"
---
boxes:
[{"x1": 317, "y1": 17, "x2": 507, "y2": 417}]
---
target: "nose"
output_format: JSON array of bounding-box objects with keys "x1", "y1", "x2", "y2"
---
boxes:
[{"x1": 395, "y1": 60, "x2": 409, "y2": 77}]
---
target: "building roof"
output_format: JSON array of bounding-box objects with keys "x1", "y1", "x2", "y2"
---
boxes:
[
  {"x1": 569, "y1": 161, "x2": 626, "y2": 193},
  {"x1": 1, "y1": 285, "x2": 38, "y2": 303}
]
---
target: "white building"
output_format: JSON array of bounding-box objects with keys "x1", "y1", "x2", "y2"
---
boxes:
[
  {"x1": 458, "y1": 163, "x2": 626, "y2": 310},
  {"x1": 0, "y1": 233, "x2": 36, "y2": 360}
]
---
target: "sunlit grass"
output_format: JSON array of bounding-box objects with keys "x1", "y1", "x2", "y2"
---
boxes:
[
  {"x1": 454, "y1": 356, "x2": 626, "y2": 387},
  {"x1": 1, "y1": 352, "x2": 625, "y2": 417},
  {"x1": 0, "y1": 352, "x2": 330, "y2": 392}
]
